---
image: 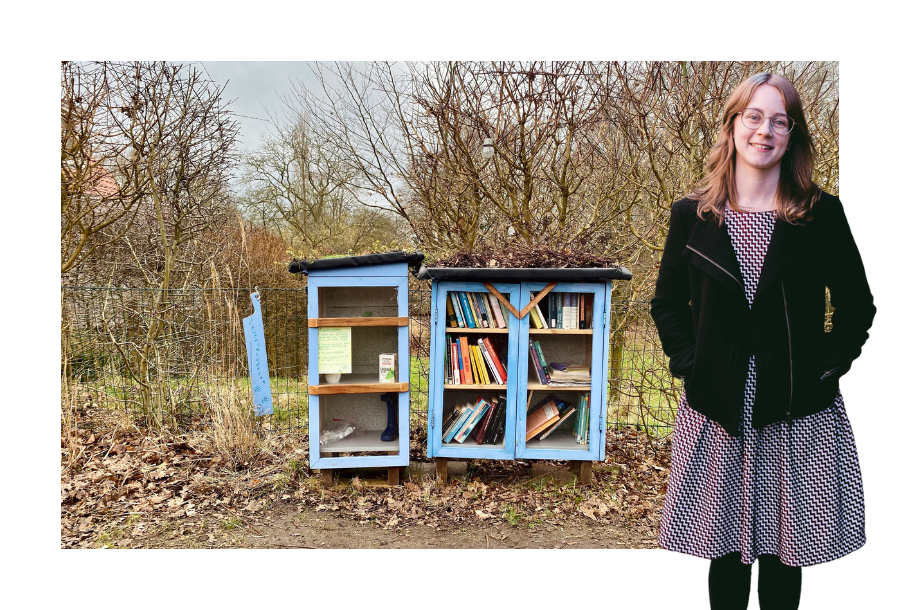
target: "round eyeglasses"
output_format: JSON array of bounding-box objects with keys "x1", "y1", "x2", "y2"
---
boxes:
[{"x1": 739, "y1": 108, "x2": 795, "y2": 135}]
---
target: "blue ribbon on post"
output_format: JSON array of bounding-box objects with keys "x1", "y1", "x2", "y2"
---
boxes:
[{"x1": 243, "y1": 291, "x2": 274, "y2": 416}]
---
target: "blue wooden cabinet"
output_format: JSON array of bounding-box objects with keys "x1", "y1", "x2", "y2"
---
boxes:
[
  {"x1": 426, "y1": 279, "x2": 612, "y2": 463},
  {"x1": 307, "y1": 261, "x2": 410, "y2": 470}
]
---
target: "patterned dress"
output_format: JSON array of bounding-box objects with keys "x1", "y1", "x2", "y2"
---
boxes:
[{"x1": 657, "y1": 208, "x2": 866, "y2": 567}]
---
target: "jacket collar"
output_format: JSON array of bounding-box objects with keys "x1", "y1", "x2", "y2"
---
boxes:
[{"x1": 684, "y1": 209, "x2": 808, "y2": 299}]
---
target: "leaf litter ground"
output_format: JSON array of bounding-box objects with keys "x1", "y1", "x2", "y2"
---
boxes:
[{"x1": 61, "y1": 405, "x2": 671, "y2": 549}]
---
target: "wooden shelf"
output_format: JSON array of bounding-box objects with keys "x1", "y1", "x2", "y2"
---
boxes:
[
  {"x1": 320, "y1": 430, "x2": 400, "y2": 452},
  {"x1": 311, "y1": 374, "x2": 408, "y2": 395},
  {"x1": 527, "y1": 382, "x2": 591, "y2": 390},
  {"x1": 444, "y1": 384, "x2": 507, "y2": 390},
  {"x1": 529, "y1": 328, "x2": 592, "y2": 334},
  {"x1": 309, "y1": 316, "x2": 408, "y2": 328},
  {"x1": 445, "y1": 327, "x2": 508, "y2": 333}
]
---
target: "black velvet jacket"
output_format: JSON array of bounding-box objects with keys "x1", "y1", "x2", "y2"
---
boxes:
[{"x1": 650, "y1": 192, "x2": 875, "y2": 436}]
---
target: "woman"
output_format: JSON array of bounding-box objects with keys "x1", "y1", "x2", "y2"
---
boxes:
[{"x1": 650, "y1": 72, "x2": 875, "y2": 610}]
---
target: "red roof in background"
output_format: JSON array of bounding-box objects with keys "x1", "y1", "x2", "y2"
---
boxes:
[{"x1": 84, "y1": 162, "x2": 119, "y2": 198}]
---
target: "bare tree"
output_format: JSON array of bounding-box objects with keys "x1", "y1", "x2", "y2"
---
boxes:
[
  {"x1": 86, "y1": 61, "x2": 241, "y2": 426},
  {"x1": 61, "y1": 62, "x2": 148, "y2": 277},
  {"x1": 239, "y1": 112, "x2": 406, "y2": 257}
]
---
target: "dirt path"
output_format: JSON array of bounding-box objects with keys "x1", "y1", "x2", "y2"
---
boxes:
[{"x1": 141, "y1": 502, "x2": 660, "y2": 549}]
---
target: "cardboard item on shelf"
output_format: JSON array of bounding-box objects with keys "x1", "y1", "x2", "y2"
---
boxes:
[{"x1": 379, "y1": 353, "x2": 398, "y2": 382}]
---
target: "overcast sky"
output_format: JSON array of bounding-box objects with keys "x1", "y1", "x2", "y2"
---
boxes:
[{"x1": 200, "y1": 61, "x2": 323, "y2": 153}]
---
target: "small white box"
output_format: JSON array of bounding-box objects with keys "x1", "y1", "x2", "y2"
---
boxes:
[{"x1": 379, "y1": 353, "x2": 398, "y2": 382}]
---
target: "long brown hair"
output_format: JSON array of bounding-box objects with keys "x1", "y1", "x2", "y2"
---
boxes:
[{"x1": 689, "y1": 73, "x2": 821, "y2": 223}]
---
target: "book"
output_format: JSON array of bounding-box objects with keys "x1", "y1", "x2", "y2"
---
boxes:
[
  {"x1": 549, "y1": 292, "x2": 557, "y2": 328},
  {"x1": 488, "y1": 398, "x2": 506, "y2": 445},
  {"x1": 443, "y1": 403, "x2": 472, "y2": 443},
  {"x1": 579, "y1": 294, "x2": 586, "y2": 329},
  {"x1": 472, "y1": 397, "x2": 498, "y2": 444},
  {"x1": 537, "y1": 402, "x2": 577, "y2": 440},
  {"x1": 481, "y1": 336, "x2": 507, "y2": 383},
  {"x1": 487, "y1": 293, "x2": 507, "y2": 329},
  {"x1": 454, "y1": 398, "x2": 490, "y2": 443},
  {"x1": 533, "y1": 339, "x2": 550, "y2": 379},
  {"x1": 477, "y1": 339, "x2": 500, "y2": 385},
  {"x1": 459, "y1": 336, "x2": 473, "y2": 384},
  {"x1": 450, "y1": 342, "x2": 459, "y2": 384},
  {"x1": 534, "y1": 293, "x2": 549, "y2": 328},
  {"x1": 450, "y1": 292, "x2": 466, "y2": 328},
  {"x1": 476, "y1": 293, "x2": 493, "y2": 327},
  {"x1": 585, "y1": 294, "x2": 593, "y2": 329},
  {"x1": 447, "y1": 295, "x2": 459, "y2": 327},
  {"x1": 525, "y1": 396, "x2": 560, "y2": 441},
  {"x1": 528, "y1": 338, "x2": 548, "y2": 385},
  {"x1": 546, "y1": 362, "x2": 590, "y2": 385},
  {"x1": 465, "y1": 292, "x2": 482, "y2": 328},
  {"x1": 441, "y1": 403, "x2": 464, "y2": 437},
  {"x1": 528, "y1": 292, "x2": 545, "y2": 329},
  {"x1": 444, "y1": 336, "x2": 451, "y2": 384},
  {"x1": 458, "y1": 292, "x2": 476, "y2": 328},
  {"x1": 471, "y1": 344, "x2": 488, "y2": 385}
]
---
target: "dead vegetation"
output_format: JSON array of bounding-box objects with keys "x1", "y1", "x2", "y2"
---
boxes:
[{"x1": 61, "y1": 386, "x2": 669, "y2": 549}]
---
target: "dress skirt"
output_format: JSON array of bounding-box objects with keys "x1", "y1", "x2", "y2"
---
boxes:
[{"x1": 657, "y1": 209, "x2": 866, "y2": 567}]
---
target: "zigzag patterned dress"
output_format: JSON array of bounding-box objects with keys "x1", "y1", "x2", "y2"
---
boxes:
[{"x1": 657, "y1": 208, "x2": 866, "y2": 567}]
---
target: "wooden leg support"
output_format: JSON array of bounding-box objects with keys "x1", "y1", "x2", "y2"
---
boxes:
[
  {"x1": 569, "y1": 461, "x2": 592, "y2": 485},
  {"x1": 436, "y1": 458, "x2": 448, "y2": 484},
  {"x1": 387, "y1": 466, "x2": 401, "y2": 486},
  {"x1": 320, "y1": 469, "x2": 334, "y2": 486}
]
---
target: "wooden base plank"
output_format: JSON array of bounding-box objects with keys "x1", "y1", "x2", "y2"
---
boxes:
[
  {"x1": 568, "y1": 460, "x2": 592, "y2": 485},
  {"x1": 435, "y1": 458, "x2": 448, "y2": 484},
  {"x1": 387, "y1": 466, "x2": 401, "y2": 486}
]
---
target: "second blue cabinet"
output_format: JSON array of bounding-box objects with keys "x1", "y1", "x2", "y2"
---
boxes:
[{"x1": 425, "y1": 275, "x2": 617, "y2": 464}]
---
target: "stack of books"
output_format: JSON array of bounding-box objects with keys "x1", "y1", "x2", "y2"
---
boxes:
[
  {"x1": 546, "y1": 362, "x2": 591, "y2": 385},
  {"x1": 445, "y1": 335, "x2": 507, "y2": 385},
  {"x1": 441, "y1": 395, "x2": 506, "y2": 445},
  {"x1": 529, "y1": 292, "x2": 593, "y2": 329},
  {"x1": 447, "y1": 291, "x2": 509, "y2": 329},
  {"x1": 528, "y1": 339, "x2": 590, "y2": 386},
  {"x1": 524, "y1": 393, "x2": 591, "y2": 443}
]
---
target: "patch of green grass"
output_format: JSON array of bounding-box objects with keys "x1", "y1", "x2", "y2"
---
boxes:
[
  {"x1": 502, "y1": 503, "x2": 522, "y2": 526},
  {"x1": 221, "y1": 516, "x2": 243, "y2": 530}
]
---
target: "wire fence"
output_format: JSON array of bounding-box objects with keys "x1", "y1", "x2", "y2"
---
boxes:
[{"x1": 61, "y1": 281, "x2": 681, "y2": 437}]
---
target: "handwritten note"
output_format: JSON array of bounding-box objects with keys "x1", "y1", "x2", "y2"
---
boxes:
[
  {"x1": 242, "y1": 292, "x2": 274, "y2": 416},
  {"x1": 318, "y1": 327, "x2": 352, "y2": 374}
]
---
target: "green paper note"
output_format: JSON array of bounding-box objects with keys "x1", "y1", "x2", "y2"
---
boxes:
[{"x1": 318, "y1": 327, "x2": 352, "y2": 374}]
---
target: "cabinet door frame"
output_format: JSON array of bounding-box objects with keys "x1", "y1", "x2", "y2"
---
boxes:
[
  {"x1": 513, "y1": 281, "x2": 610, "y2": 461},
  {"x1": 427, "y1": 281, "x2": 521, "y2": 460},
  {"x1": 308, "y1": 271, "x2": 410, "y2": 469}
]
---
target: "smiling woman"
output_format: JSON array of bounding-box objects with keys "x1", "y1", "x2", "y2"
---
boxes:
[{"x1": 650, "y1": 73, "x2": 876, "y2": 610}]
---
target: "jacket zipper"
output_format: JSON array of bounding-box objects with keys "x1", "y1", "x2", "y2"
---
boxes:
[
  {"x1": 686, "y1": 245, "x2": 741, "y2": 286},
  {"x1": 781, "y1": 281, "x2": 793, "y2": 426}
]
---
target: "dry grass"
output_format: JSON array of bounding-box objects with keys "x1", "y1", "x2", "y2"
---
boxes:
[{"x1": 203, "y1": 384, "x2": 263, "y2": 466}]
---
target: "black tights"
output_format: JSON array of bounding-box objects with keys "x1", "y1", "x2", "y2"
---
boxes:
[{"x1": 708, "y1": 552, "x2": 802, "y2": 610}]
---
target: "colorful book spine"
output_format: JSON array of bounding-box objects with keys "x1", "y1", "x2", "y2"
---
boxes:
[
  {"x1": 477, "y1": 339, "x2": 500, "y2": 385},
  {"x1": 476, "y1": 293, "x2": 492, "y2": 327},
  {"x1": 528, "y1": 338, "x2": 548, "y2": 385},
  {"x1": 444, "y1": 404, "x2": 472, "y2": 443},
  {"x1": 489, "y1": 400, "x2": 506, "y2": 445},
  {"x1": 455, "y1": 399, "x2": 489, "y2": 443},
  {"x1": 549, "y1": 293, "x2": 557, "y2": 328},
  {"x1": 447, "y1": 295, "x2": 459, "y2": 327},
  {"x1": 579, "y1": 294, "x2": 586, "y2": 329},
  {"x1": 481, "y1": 336, "x2": 507, "y2": 382},
  {"x1": 458, "y1": 292, "x2": 476, "y2": 328},
  {"x1": 450, "y1": 292, "x2": 466, "y2": 328},
  {"x1": 472, "y1": 399, "x2": 497, "y2": 445},
  {"x1": 459, "y1": 336, "x2": 473, "y2": 384},
  {"x1": 487, "y1": 293, "x2": 507, "y2": 329},
  {"x1": 533, "y1": 339, "x2": 550, "y2": 379}
]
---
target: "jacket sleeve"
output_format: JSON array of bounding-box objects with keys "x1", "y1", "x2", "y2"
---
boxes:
[
  {"x1": 820, "y1": 197, "x2": 876, "y2": 378},
  {"x1": 651, "y1": 200, "x2": 696, "y2": 379}
]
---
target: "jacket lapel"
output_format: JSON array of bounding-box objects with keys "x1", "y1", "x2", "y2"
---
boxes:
[{"x1": 683, "y1": 214, "x2": 746, "y2": 299}]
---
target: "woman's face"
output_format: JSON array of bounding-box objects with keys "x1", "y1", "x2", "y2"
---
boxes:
[{"x1": 732, "y1": 84, "x2": 791, "y2": 174}]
